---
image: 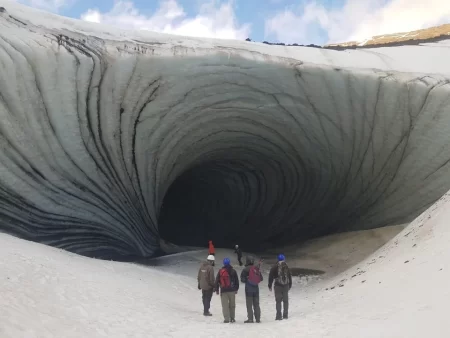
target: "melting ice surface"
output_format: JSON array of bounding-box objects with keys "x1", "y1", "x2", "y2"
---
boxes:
[{"x1": 1, "y1": 0, "x2": 450, "y2": 260}]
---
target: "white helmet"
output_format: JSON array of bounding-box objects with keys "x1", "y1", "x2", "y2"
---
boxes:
[{"x1": 207, "y1": 255, "x2": 215, "y2": 261}]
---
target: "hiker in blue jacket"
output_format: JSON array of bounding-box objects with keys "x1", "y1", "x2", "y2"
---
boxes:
[
  {"x1": 215, "y1": 258, "x2": 239, "y2": 323},
  {"x1": 240, "y1": 256, "x2": 263, "y2": 323}
]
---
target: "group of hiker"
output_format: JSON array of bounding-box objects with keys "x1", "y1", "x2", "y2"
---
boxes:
[{"x1": 197, "y1": 242, "x2": 292, "y2": 323}]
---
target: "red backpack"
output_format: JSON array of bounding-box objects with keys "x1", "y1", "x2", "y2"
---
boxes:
[
  {"x1": 219, "y1": 268, "x2": 231, "y2": 288},
  {"x1": 248, "y1": 265, "x2": 262, "y2": 285}
]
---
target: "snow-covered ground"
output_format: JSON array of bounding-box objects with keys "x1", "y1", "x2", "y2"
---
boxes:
[{"x1": 1, "y1": 191, "x2": 450, "y2": 337}]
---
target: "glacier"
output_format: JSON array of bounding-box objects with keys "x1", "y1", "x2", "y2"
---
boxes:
[{"x1": 1, "y1": 1, "x2": 450, "y2": 259}]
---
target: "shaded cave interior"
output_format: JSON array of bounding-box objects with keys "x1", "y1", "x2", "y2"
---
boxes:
[{"x1": 158, "y1": 151, "x2": 382, "y2": 252}]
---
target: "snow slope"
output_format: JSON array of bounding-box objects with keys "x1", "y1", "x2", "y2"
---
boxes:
[{"x1": 1, "y1": 190, "x2": 450, "y2": 337}]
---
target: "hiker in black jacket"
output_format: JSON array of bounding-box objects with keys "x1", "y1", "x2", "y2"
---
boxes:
[
  {"x1": 215, "y1": 258, "x2": 240, "y2": 323},
  {"x1": 234, "y1": 245, "x2": 243, "y2": 266},
  {"x1": 240, "y1": 256, "x2": 263, "y2": 323},
  {"x1": 268, "y1": 254, "x2": 292, "y2": 320}
]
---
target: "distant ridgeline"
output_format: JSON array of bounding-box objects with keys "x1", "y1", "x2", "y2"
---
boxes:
[{"x1": 244, "y1": 23, "x2": 450, "y2": 50}]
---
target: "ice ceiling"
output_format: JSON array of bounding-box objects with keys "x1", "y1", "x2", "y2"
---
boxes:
[{"x1": 1, "y1": 3, "x2": 450, "y2": 258}]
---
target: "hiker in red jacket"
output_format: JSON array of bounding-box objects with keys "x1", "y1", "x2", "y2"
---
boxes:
[
  {"x1": 208, "y1": 240, "x2": 215, "y2": 255},
  {"x1": 208, "y1": 240, "x2": 215, "y2": 266},
  {"x1": 215, "y1": 258, "x2": 239, "y2": 323}
]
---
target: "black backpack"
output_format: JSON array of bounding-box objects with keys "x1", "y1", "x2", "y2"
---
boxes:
[{"x1": 277, "y1": 262, "x2": 289, "y2": 286}]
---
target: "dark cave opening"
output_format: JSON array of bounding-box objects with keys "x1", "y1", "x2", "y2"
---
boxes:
[
  {"x1": 158, "y1": 160, "x2": 257, "y2": 250},
  {"x1": 157, "y1": 150, "x2": 339, "y2": 252}
]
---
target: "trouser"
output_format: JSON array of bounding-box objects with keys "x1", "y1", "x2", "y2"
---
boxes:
[
  {"x1": 202, "y1": 289, "x2": 213, "y2": 314},
  {"x1": 245, "y1": 292, "x2": 261, "y2": 321},
  {"x1": 237, "y1": 256, "x2": 243, "y2": 266},
  {"x1": 274, "y1": 285, "x2": 289, "y2": 318},
  {"x1": 220, "y1": 292, "x2": 236, "y2": 321}
]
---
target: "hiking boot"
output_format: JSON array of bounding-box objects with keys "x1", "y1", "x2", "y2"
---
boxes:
[
  {"x1": 275, "y1": 316, "x2": 283, "y2": 321},
  {"x1": 203, "y1": 312, "x2": 212, "y2": 316},
  {"x1": 244, "y1": 319, "x2": 254, "y2": 323},
  {"x1": 283, "y1": 314, "x2": 288, "y2": 319},
  {"x1": 256, "y1": 319, "x2": 261, "y2": 323},
  {"x1": 224, "y1": 320, "x2": 230, "y2": 323},
  {"x1": 230, "y1": 319, "x2": 236, "y2": 323}
]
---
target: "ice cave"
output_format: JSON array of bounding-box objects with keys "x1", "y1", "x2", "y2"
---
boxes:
[
  {"x1": 3, "y1": 1, "x2": 450, "y2": 337},
  {"x1": 1, "y1": 1, "x2": 450, "y2": 261}
]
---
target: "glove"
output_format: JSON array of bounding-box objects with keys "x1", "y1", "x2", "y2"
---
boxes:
[
  {"x1": 198, "y1": 285, "x2": 201, "y2": 290},
  {"x1": 216, "y1": 290, "x2": 220, "y2": 295},
  {"x1": 268, "y1": 287, "x2": 272, "y2": 292}
]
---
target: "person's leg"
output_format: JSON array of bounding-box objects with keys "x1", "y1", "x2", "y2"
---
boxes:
[
  {"x1": 202, "y1": 290, "x2": 207, "y2": 314},
  {"x1": 254, "y1": 293, "x2": 261, "y2": 322},
  {"x1": 283, "y1": 286, "x2": 289, "y2": 318},
  {"x1": 221, "y1": 293, "x2": 230, "y2": 322},
  {"x1": 205, "y1": 289, "x2": 213, "y2": 314},
  {"x1": 274, "y1": 286, "x2": 283, "y2": 320},
  {"x1": 245, "y1": 294, "x2": 254, "y2": 322},
  {"x1": 229, "y1": 292, "x2": 236, "y2": 321}
]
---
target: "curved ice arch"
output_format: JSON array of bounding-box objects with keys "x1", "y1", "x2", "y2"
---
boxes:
[{"x1": 1, "y1": 2, "x2": 450, "y2": 258}]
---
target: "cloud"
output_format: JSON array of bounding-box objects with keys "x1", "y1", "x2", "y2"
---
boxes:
[
  {"x1": 13, "y1": 0, "x2": 72, "y2": 12},
  {"x1": 265, "y1": 0, "x2": 450, "y2": 45},
  {"x1": 81, "y1": 0, "x2": 251, "y2": 40}
]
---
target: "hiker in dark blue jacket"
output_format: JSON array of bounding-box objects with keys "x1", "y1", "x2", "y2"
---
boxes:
[
  {"x1": 215, "y1": 258, "x2": 239, "y2": 323},
  {"x1": 240, "y1": 256, "x2": 263, "y2": 323},
  {"x1": 268, "y1": 254, "x2": 292, "y2": 320},
  {"x1": 234, "y1": 245, "x2": 243, "y2": 266}
]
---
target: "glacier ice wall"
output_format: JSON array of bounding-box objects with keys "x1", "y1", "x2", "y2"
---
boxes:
[{"x1": 1, "y1": 2, "x2": 450, "y2": 258}]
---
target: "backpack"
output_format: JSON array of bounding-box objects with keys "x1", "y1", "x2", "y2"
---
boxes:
[
  {"x1": 247, "y1": 265, "x2": 262, "y2": 285},
  {"x1": 219, "y1": 268, "x2": 231, "y2": 289},
  {"x1": 277, "y1": 262, "x2": 289, "y2": 286}
]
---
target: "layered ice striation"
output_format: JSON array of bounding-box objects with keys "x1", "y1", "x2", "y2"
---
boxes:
[{"x1": 1, "y1": 1, "x2": 450, "y2": 258}]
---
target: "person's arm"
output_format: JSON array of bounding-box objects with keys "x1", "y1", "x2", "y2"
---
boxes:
[
  {"x1": 208, "y1": 267, "x2": 215, "y2": 288},
  {"x1": 260, "y1": 269, "x2": 264, "y2": 282},
  {"x1": 197, "y1": 268, "x2": 201, "y2": 289},
  {"x1": 214, "y1": 270, "x2": 220, "y2": 293},
  {"x1": 268, "y1": 266, "x2": 275, "y2": 289},
  {"x1": 240, "y1": 268, "x2": 248, "y2": 283},
  {"x1": 288, "y1": 267, "x2": 293, "y2": 289},
  {"x1": 233, "y1": 270, "x2": 240, "y2": 292}
]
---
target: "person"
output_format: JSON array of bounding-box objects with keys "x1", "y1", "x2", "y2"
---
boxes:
[
  {"x1": 234, "y1": 245, "x2": 243, "y2": 266},
  {"x1": 208, "y1": 240, "x2": 215, "y2": 255},
  {"x1": 240, "y1": 256, "x2": 263, "y2": 323},
  {"x1": 198, "y1": 255, "x2": 216, "y2": 316},
  {"x1": 208, "y1": 240, "x2": 215, "y2": 266},
  {"x1": 215, "y1": 257, "x2": 239, "y2": 323},
  {"x1": 268, "y1": 254, "x2": 292, "y2": 320}
]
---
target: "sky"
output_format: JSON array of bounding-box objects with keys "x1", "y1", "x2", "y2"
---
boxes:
[{"x1": 11, "y1": 0, "x2": 450, "y2": 45}]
